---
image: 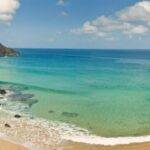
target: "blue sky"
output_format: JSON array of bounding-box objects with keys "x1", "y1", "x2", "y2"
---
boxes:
[{"x1": 0, "y1": 0, "x2": 150, "y2": 49}]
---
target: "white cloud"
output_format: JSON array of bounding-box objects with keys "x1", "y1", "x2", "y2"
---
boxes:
[
  {"x1": 118, "y1": 1, "x2": 150, "y2": 21},
  {"x1": 60, "y1": 11, "x2": 68, "y2": 16},
  {"x1": 0, "y1": 0, "x2": 20, "y2": 23},
  {"x1": 57, "y1": 0, "x2": 66, "y2": 6},
  {"x1": 72, "y1": 1, "x2": 150, "y2": 40},
  {"x1": 123, "y1": 24, "x2": 149, "y2": 35},
  {"x1": 82, "y1": 21, "x2": 98, "y2": 34}
]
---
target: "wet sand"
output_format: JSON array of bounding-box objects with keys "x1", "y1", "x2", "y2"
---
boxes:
[
  {"x1": 60, "y1": 141, "x2": 150, "y2": 150},
  {"x1": 0, "y1": 139, "x2": 27, "y2": 150}
]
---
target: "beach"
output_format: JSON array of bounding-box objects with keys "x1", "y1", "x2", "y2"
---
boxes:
[
  {"x1": 0, "y1": 112, "x2": 62, "y2": 149},
  {"x1": 2, "y1": 138, "x2": 150, "y2": 150},
  {"x1": 1, "y1": 111, "x2": 150, "y2": 150}
]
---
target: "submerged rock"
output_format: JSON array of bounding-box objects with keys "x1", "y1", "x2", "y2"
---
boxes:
[
  {"x1": 62, "y1": 112, "x2": 79, "y2": 118},
  {"x1": 0, "y1": 43, "x2": 19, "y2": 57},
  {"x1": 30, "y1": 116, "x2": 34, "y2": 119},
  {"x1": 0, "y1": 103, "x2": 6, "y2": 106},
  {"x1": 14, "y1": 114, "x2": 21, "y2": 118},
  {"x1": 28, "y1": 99, "x2": 38, "y2": 107},
  {"x1": 6, "y1": 89, "x2": 37, "y2": 108},
  {"x1": 87, "y1": 123, "x2": 93, "y2": 130},
  {"x1": 8, "y1": 85, "x2": 29, "y2": 92},
  {"x1": 48, "y1": 110, "x2": 54, "y2": 114},
  {"x1": 9, "y1": 93, "x2": 34, "y2": 101}
]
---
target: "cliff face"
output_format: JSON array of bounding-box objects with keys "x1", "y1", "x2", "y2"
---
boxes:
[{"x1": 0, "y1": 43, "x2": 19, "y2": 57}]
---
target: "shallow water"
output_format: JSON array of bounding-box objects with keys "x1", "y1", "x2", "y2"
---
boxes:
[{"x1": 0, "y1": 49, "x2": 150, "y2": 137}]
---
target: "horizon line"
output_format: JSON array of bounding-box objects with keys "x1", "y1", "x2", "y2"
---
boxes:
[{"x1": 13, "y1": 48, "x2": 150, "y2": 51}]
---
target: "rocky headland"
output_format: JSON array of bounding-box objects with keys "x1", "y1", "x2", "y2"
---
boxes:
[{"x1": 0, "y1": 43, "x2": 19, "y2": 57}]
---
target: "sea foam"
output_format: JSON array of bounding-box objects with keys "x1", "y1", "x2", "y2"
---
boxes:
[{"x1": 63, "y1": 134, "x2": 150, "y2": 146}]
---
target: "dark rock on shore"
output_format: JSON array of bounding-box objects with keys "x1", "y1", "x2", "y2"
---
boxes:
[
  {"x1": 0, "y1": 43, "x2": 19, "y2": 57},
  {"x1": 0, "y1": 89, "x2": 6, "y2": 95},
  {"x1": 5, "y1": 123, "x2": 11, "y2": 128}
]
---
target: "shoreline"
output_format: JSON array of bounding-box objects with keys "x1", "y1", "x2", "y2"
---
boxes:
[
  {"x1": 3, "y1": 136, "x2": 150, "y2": 150},
  {"x1": 0, "y1": 112, "x2": 150, "y2": 150},
  {"x1": 60, "y1": 141, "x2": 150, "y2": 150},
  {"x1": 2, "y1": 134, "x2": 150, "y2": 150},
  {"x1": 1, "y1": 138, "x2": 150, "y2": 150}
]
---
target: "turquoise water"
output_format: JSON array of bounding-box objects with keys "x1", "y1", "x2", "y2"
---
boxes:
[{"x1": 0, "y1": 49, "x2": 150, "y2": 137}]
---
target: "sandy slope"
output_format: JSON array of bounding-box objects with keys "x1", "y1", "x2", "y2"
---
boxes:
[
  {"x1": 0, "y1": 139, "x2": 27, "y2": 150},
  {"x1": 60, "y1": 141, "x2": 150, "y2": 150}
]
